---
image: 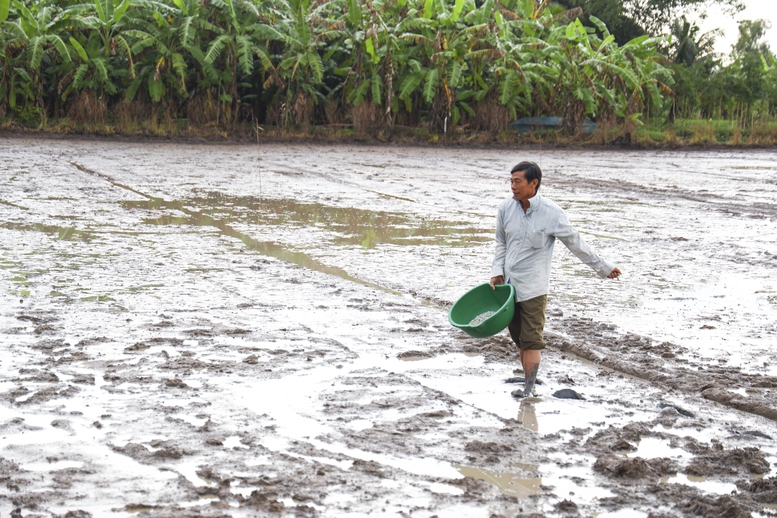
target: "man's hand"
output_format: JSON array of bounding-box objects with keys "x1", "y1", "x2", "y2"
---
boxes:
[
  {"x1": 607, "y1": 267, "x2": 622, "y2": 279},
  {"x1": 490, "y1": 276, "x2": 504, "y2": 289}
]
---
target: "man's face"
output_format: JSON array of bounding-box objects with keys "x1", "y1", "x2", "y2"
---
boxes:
[{"x1": 510, "y1": 170, "x2": 538, "y2": 201}]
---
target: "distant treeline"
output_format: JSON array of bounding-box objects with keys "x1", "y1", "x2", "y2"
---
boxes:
[
  {"x1": 669, "y1": 18, "x2": 777, "y2": 126},
  {"x1": 1, "y1": 0, "x2": 677, "y2": 133},
  {"x1": 1, "y1": 0, "x2": 775, "y2": 137},
  {"x1": 558, "y1": 0, "x2": 777, "y2": 126}
]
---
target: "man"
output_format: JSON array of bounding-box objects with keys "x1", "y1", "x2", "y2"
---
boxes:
[{"x1": 490, "y1": 161, "x2": 621, "y2": 399}]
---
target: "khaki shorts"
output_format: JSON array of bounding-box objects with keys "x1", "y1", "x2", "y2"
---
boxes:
[{"x1": 507, "y1": 295, "x2": 547, "y2": 351}]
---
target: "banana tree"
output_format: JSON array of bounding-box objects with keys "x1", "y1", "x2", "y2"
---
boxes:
[
  {"x1": 122, "y1": 3, "x2": 190, "y2": 105},
  {"x1": 255, "y1": 0, "x2": 342, "y2": 127},
  {"x1": 544, "y1": 16, "x2": 663, "y2": 132},
  {"x1": 337, "y1": 0, "x2": 405, "y2": 129},
  {"x1": 66, "y1": 0, "x2": 134, "y2": 59},
  {"x1": 62, "y1": 30, "x2": 119, "y2": 98},
  {"x1": 0, "y1": 0, "x2": 71, "y2": 117},
  {"x1": 58, "y1": 0, "x2": 144, "y2": 110},
  {"x1": 175, "y1": 0, "x2": 274, "y2": 127},
  {"x1": 394, "y1": 0, "x2": 480, "y2": 131}
]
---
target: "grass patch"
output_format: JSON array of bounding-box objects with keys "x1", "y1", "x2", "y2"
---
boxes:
[{"x1": 2, "y1": 114, "x2": 777, "y2": 147}]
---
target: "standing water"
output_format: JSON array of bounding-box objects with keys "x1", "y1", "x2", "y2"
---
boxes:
[{"x1": 1, "y1": 137, "x2": 776, "y2": 517}]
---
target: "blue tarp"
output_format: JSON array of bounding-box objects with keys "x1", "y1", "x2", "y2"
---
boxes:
[{"x1": 509, "y1": 116, "x2": 597, "y2": 133}]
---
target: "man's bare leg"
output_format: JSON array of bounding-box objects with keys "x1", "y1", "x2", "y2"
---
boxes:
[{"x1": 521, "y1": 350, "x2": 541, "y2": 397}]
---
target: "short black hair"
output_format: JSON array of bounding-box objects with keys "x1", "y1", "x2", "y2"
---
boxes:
[{"x1": 511, "y1": 161, "x2": 542, "y2": 192}]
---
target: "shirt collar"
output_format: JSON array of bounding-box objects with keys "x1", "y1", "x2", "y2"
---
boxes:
[
  {"x1": 529, "y1": 191, "x2": 542, "y2": 209},
  {"x1": 516, "y1": 191, "x2": 542, "y2": 214}
]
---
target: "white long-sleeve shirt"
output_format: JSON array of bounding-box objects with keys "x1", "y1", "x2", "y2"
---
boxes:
[{"x1": 490, "y1": 192, "x2": 615, "y2": 302}]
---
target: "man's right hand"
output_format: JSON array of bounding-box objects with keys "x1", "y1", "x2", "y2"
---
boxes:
[{"x1": 490, "y1": 276, "x2": 504, "y2": 289}]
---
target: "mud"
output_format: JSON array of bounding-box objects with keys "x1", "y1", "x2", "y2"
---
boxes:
[{"x1": 1, "y1": 136, "x2": 777, "y2": 517}]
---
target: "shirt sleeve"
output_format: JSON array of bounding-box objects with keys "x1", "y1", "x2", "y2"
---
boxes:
[
  {"x1": 490, "y1": 205, "x2": 506, "y2": 279},
  {"x1": 550, "y1": 209, "x2": 615, "y2": 278}
]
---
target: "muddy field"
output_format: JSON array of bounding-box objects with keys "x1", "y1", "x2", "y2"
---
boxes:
[{"x1": 1, "y1": 135, "x2": 776, "y2": 517}]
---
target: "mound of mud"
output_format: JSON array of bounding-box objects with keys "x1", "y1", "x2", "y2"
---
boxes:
[
  {"x1": 464, "y1": 440, "x2": 514, "y2": 454},
  {"x1": 464, "y1": 440, "x2": 516, "y2": 464},
  {"x1": 736, "y1": 476, "x2": 777, "y2": 503},
  {"x1": 460, "y1": 335, "x2": 518, "y2": 361},
  {"x1": 679, "y1": 494, "x2": 751, "y2": 518},
  {"x1": 547, "y1": 324, "x2": 777, "y2": 423},
  {"x1": 555, "y1": 499, "x2": 579, "y2": 513},
  {"x1": 241, "y1": 490, "x2": 285, "y2": 512},
  {"x1": 396, "y1": 350, "x2": 434, "y2": 360},
  {"x1": 111, "y1": 441, "x2": 192, "y2": 463},
  {"x1": 684, "y1": 447, "x2": 770, "y2": 477},
  {"x1": 593, "y1": 454, "x2": 678, "y2": 480},
  {"x1": 585, "y1": 431, "x2": 637, "y2": 454},
  {"x1": 584, "y1": 423, "x2": 652, "y2": 455},
  {"x1": 701, "y1": 387, "x2": 777, "y2": 422}
]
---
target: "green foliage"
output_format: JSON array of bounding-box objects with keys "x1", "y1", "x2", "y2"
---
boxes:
[
  {"x1": 553, "y1": 0, "x2": 645, "y2": 45},
  {"x1": 1, "y1": 0, "x2": 682, "y2": 133},
  {"x1": 556, "y1": 0, "x2": 743, "y2": 43},
  {"x1": 671, "y1": 18, "x2": 775, "y2": 125},
  {"x1": 670, "y1": 16, "x2": 717, "y2": 67}
]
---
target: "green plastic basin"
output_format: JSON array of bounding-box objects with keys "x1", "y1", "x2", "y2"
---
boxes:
[{"x1": 448, "y1": 283, "x2": 515, "y2": 338}]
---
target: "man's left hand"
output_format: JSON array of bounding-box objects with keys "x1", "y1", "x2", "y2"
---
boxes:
[{"x1": 607, "y1": 267, "x2": 622, "y2": 279}]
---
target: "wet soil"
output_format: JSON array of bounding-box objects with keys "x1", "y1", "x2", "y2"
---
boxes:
[{"x1": 1, "y1": 137, "x2": 776, "y2": 517}]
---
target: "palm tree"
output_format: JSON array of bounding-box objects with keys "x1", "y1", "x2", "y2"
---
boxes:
[{"x1": 670, "y1": 16, "x2": 717, "y2": 67}]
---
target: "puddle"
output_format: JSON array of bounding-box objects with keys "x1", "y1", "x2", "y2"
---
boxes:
[
  {"x1": 125, "y1": 193, "x2": 489, "y2": 295},
  {"x1": 222, "y1": 436, "x2": 249, "y2": 449},
  {"x1": 122, "y1": 198, "x2": 401, "y2": 295},
  {"x1": 180, "y1": 193, "x2": 492, "y2": 247},
  {"x1": 398, "y1": 354, "x2": 435, "y2": 362},
  {"x1": 427, "y1": 481, "x2": 464, "y2": 495},
  {"x1": 0, "y1": 221, "x2": 94, "y2": 241},
  {"x1": 626, "y1": 437, "x2": 693, "y2": 461},
  {"x1": 176, "y1": 462, "x2": 212, "y2": 488},
  {"x1": 518, "y1": 401, "x2": 539, "y2": 432},
  {"x1": 126, "y1": 504, "x2": 158, "y2": 514},
  {"x1": 346, "y1": 419, "x2": 374, "y2": 431},
  {"x1": 454, "y1": 464, "x2": 542, "y2": 498},
  {"x1": 662, "y1": 473, "x2": 738, "y2": 495},
  {"x1": 597, "y1": 510, "x2": 648, "y2": 518},
  {"x1": 179, "y1": 495, "x2": 220, "y2": 508},
  {"x1": 21, "y1": 460, "x2": 85, "y2": 471}
]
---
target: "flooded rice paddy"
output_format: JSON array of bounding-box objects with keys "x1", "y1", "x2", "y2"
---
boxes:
[{"x1": 1, "y1": 135, "x2": 777, "y2": 517}]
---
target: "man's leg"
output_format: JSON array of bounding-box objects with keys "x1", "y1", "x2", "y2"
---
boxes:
[
  {"x1": 522, "y1": 349, "x2": 541, "y2": 397},
  {"x1": 516, "y1": 349, "x2": 535, "y2": 383},
  {"x1": 508, "y1": 305, "x2": 524, "y2": 373},
  {"x1": 514, "y1": 295, "x2": 547, "y2": 398}
]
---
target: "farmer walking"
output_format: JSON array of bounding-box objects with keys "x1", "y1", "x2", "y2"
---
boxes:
[{"x1": 490, "y1": 161, "x2": 622, "y2": 399}]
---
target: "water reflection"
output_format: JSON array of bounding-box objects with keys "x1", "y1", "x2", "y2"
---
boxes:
[
  {"x1": 517, "y1": 400, "x2": 539, "y2": 432},
  {"x1": 0, "y1": 221, "x2": 92, "y2": 241},
  {"x1": 454, "y1": 464, "x2": 542, "y2": 498},
  {"x1": 151, "y1": 193, "x2": 491, "y2": 248},
  {"x1": 123, "y1": 199, "x2": 400, "y2": 295}
]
